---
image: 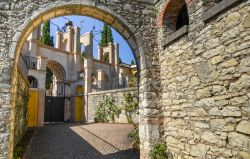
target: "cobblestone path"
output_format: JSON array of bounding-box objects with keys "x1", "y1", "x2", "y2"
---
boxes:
[{"x1": 26, "y1": 123, "x2": 139, "y2": 159}]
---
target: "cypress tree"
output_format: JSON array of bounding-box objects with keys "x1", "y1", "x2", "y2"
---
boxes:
[
  {"x1": 107, "y1": 25, "x2": 113, "y2": 44},
  {"x1": 40, "y1": 21, "x2": 54, "y2": 47},
  {"x1": 131, "y1": 60, "x2": 135, "y2": 65},
  {"x1": 100, "y1": 23, "x2": 113, "y2": 47}
]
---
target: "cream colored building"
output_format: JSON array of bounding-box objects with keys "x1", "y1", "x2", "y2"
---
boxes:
[{"x1": 20, "y1": 22, "x2": 137, "y2": 126}]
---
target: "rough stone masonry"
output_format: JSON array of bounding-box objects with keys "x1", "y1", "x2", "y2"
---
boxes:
[{"x1": 0, "y1": 0, "x2": 249, "y2": 159}]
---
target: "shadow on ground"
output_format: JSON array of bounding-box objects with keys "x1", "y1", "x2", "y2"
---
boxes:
[{"x1": 26, "y1": 123, "x2": 139, "y2": 159}]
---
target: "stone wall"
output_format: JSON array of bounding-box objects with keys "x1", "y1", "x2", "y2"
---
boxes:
[
  {"x1": 157, "y1": 0, "x2": 250, "y2": 158},
  {"x1": 0, "y1": 1, "x2": 159, "y2": 158},
  {"x1": 87, "y1": 88, "x2": 138, "y2": 124}
]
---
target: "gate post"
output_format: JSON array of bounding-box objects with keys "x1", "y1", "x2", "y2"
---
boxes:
[{"x1": 37, "y1": 88, "x2": 45, "y2": 127}]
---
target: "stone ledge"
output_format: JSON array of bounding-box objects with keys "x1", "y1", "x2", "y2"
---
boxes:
[
  {"x1": 137, "y1": 0, "x2": 155, "y2": 4},
  {"x1": 161, "y1": 25, "x2": 189, "y2": 47},
  {"x1": 88, "y1": 88, "x2": 136, "y2": 95},
  {"x1": 202, "y1": 0, "x2": 242, "y2": 22}
]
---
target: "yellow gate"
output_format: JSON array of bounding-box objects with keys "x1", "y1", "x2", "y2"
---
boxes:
[
  {"x1": 75, "y1": 86, "x2": 84, "y2": 122},
  {"x1": 28, "y1": 89, "x2": 38, "y2": 127}
]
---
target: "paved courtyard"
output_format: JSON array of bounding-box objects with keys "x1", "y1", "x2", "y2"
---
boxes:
[{"x1": 26, "y1": 123, "x2": 139, "y2": 159}]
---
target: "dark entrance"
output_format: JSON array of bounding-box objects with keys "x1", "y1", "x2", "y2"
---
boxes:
[
  {"x1": 45, "y1": 96, "x2": 65, "y2": 122},
  {"x1": 44, "y1": 82, "x2": 68, "y2": 123}
]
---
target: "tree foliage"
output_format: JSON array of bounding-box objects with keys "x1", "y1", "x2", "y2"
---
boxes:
[
  {"x1": 46, "y1": 67, "x2": 53, "y2": 90},
  {"x1": 99, "y1": 23, "x2": 113, "y2": 47},
  {"x1": 40, "y1": 21, "x2": 54, "y2": 47},
  {"x1": 131, "y1": 60, "x2": 135, "y2": 65}
]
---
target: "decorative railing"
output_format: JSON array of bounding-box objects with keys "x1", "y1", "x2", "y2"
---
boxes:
[
  {"x1": 18, "y1": 54, "x2": 29, "y2": 79},
  {"x1": 91, "y1": 75, "x2": 138, "y2": 91},
  {"x1": 47, "y1": 81, "x2": 70, "y2": 97},
  {"x1": 22, "y1": 55, "x2": 37, "y2": 70}
]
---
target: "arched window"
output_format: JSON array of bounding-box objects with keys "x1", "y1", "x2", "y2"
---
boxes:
[
  {"x1": 104, "y1": 53, "x2": 109, "y2": 63},
  {"x1": 160, "y1": 0, "x2": 190, "y2": 46},
  {"x1": 176, "y1": 4, "x2": 189, "y2": 30},
  {"x1": 28, "y1": 76, "x2": 38, "y2": 88},
  {"x1": 161, "y1": 0, "x2": 190, "y2": 33}
]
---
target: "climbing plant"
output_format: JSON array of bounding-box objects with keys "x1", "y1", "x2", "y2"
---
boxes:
[
  {"x1": 123, "y1": 92, "x2": 139, "y2": 123},
  {"x1": 95, "y1": 95, "x2": 121, "y2": 122},
  {"x1": 14, "y1": 73, "x2": 29, "y2": 148},
  {"x1": 128, "y1": 124, "x2": 140, "y2": 149},
  {"x1": 128, "y1": 75, "x2": 138, "y2": 88},
  {"x1": 40, "y1": 21, "x2": 54, "y2": 47},
  {"x1": 99, "y1": 23, "x2": 113, "y2": 47},
  {"x1": 149, "y1": 143, "x2": 172, "y2": 159}
]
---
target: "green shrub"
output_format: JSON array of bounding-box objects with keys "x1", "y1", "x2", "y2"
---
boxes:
[
  {"x1": 149, "y1": 143, "x2": 172, "y2": 159},
  {"x1": 13, "y1": 146, "x2": 23, "y2": 159},
  {"x1": 95, "y1": 101, "x2": 108, "y2": 123},
  {"x1": 95, "y1": 96, "x2": 121, "y2": 122},
  {"x1": 128, "y1": 124, "x2": 140, "y2": 149},
  {"x1": 123, "y1": 92, "x2": 138, "y2": 123}
]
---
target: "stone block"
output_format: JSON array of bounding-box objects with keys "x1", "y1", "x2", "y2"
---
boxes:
[
  {"x1": 195, "y1": 61, "x2": 217, "y2": 83},
  {"x1": 229, "y1": 74, "x2": 250, "y2": 92},
  {"x1": 220, "y1": 58, "x2": 238, "y2": 68},
  {"x1": 203, "y1": 45, "x2": 225, "y2": 59},
  {"x1": 201, "y1": 131, "x2": 223, "y2": 145},
  {"x1": 228, "y1": 132, "x2": 249, "y2": 150},
  {"x1": 196, "y1": 87, "x2": 211, "y2": 99},
  {"x1": 210, "y1": 119, "x2": 234, "y2": 132},
  {"x1": 190, "y1": 144, "x2": 207, "y2": 158},
  {"x1": 211, "y1": 55, "x2": 223, "y2": 65},
  {"x1": 240, "y1": 151, "x2": 250, "y2": 159},
  {"x1": 221, "y1": 106, "x2": 241, "y2": 117},
  {"x1": 236, "y1": 121, "x2": 250, "y2": 135}
]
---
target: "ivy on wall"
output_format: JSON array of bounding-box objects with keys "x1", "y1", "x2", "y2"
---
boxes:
[
  {"x1": 14, "y1": 72, "x2": 29, "y2": 146},
  {"x1": 123, "y1": 92, "x2": 138, "y2": 123},
  {"x1": 95, "y1": 95, "x2": 121, "y2": 123},
  {"x1": 128, "y1": 124, "x2": 140, "y2": 150}
]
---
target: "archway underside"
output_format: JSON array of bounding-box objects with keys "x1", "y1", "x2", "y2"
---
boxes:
[{"x1": 15, "y1": 5, "x2": 136, "y2": 64}]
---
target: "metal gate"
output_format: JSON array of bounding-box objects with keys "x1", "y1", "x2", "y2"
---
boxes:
[
  {"x1": 45, "y1": 96, "x2": 65, "y2": 122},
  {"x1": 44, "y1": 82, "x2": 68, "y2": 123}
]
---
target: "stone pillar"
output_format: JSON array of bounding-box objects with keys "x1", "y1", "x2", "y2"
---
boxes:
[
  {"x1": 84, "y1": 57, "x2": 93, "y2": 122},
  {"x1": 85, "y1": 32, "x2": 93, "y2": 58},
  {"x1": 108, "y1": 43, "x2": 113, "y2": 64},
  {"x1": 37, "y1": 56, "x2": 47, "y2": 71},
  {"x1": 37, "y1": 67, "x2": 47, "y2": 127},
  {"x1": 98, "y1": 46, "x2": 103, "y2": 61},
  {"x1": 37, "y1": 88, "x2": 45, "y2": 127},
  {"x1": 56, "y1": 31, "x2": 62, "y2": 49},
  {"x1": 67, "y1": 26, "x2": 73, "y2": 52},
  {"x1": 97, "y1": 69, "x2": 106, "y2": 90},
  {"x1": 114, "y1": 43, "x2": 120, "y2": 77},
  {"x1": 74, "y1": 27, "x2": 80, "y2": 53}
]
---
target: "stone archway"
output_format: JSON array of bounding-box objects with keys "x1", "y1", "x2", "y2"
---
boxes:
[{"x1": 1, "y1": 1, "x2": 160, "y2": 159}]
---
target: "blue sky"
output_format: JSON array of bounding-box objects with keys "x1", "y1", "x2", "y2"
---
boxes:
[{"x1": 50, "y1": 15, "x2": 135, "y2": 65}]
